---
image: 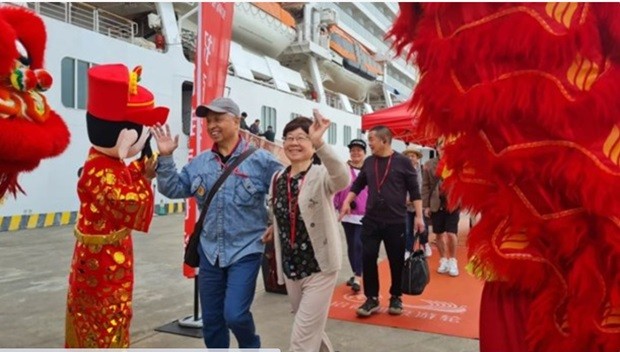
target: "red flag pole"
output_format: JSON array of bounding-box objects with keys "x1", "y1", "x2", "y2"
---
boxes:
[{"x1": 156, "y1": 2, "x2": 234, "y2": 337}]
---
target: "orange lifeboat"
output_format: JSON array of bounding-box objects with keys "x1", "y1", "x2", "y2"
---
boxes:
[
  {"x1": 320, "y1": 25, "x2": 384, "y2": 101},
  {"x1": 329, "y1": 25, "x2": 383, "y2": 81},
  {"x1": 232, "y1": 2, "x2": 297, "y2": 58}
]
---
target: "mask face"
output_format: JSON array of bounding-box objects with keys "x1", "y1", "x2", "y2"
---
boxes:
[
  {"x1": 93, "y1": 127, "x2": 150, "y2": 160},
  {"x1": 126, "y1": 127, "x2": 150, "y2": 159}
]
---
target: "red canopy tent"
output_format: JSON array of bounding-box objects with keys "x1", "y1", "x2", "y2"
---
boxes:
[{"x1": 361, "y1": 101, "x2": 436, "y2": 146}]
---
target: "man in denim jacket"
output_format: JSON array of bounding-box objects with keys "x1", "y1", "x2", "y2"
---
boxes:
[{"x1": 152, "y1": 97, "x2": 282, "y2": 348}]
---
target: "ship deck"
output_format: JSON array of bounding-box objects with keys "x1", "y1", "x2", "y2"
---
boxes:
[{"x1": 0, "y1": 213, "x2": 478, "y2": 351}]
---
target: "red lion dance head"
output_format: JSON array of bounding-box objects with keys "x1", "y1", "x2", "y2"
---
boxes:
[
  {"x1": 389, "y1": 3, "x2": 620, "y2": 352},
  {"x1": 0, "y1": 6, "x2": 70, "y2": 198}
]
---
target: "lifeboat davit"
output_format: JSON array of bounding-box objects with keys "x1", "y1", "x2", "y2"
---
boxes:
[{"x1": 232, "y1": 2, "x2": 297, "y2": 58}]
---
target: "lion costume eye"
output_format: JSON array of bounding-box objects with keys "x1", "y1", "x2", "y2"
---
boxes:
[{"x1": 15, "y1": 39, "x2": 30, "y2": 66}]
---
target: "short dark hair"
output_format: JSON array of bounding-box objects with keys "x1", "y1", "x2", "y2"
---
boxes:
[
  {"x1": 369, "y1": 125, "x2": 392, "y2": 143},
  {"x1": 282, "y1": 116, "x2": 312, "y2": 137},
  {"x1": 267, "y1": 125, "x2": 273, "y2": 129},
  {"x1": 241, "y1": 112, "x2": 247, "y2": 118}
]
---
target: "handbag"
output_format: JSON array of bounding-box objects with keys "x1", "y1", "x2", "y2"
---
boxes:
[
  {"x1": 261, "y1": 240, "x2": 287, "y2": 294},
  {"x1": 401, "y1": 233, "x2": 431, "y2": 295},
  {"x1": 261, "y1": 171, "x2": 288, "y2": 294},
  {"x1": 184, "y1": 147, "x2": 257, "y2": 268}
]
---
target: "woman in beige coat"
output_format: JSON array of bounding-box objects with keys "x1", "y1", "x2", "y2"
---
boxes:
[{"x1": 263, "y1": 110, "x2": 350, "y2": 352}]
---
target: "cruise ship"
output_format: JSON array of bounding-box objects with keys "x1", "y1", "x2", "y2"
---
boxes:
[{"x1": 0, "y1": 2, "x2": 421, "y2": 228}]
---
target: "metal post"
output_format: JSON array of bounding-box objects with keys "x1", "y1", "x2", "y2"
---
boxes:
[
  {"x1": 93, "y1": 10, "x2": 99, "y2": 33},
  {"x1": 193, "y1": 276, "x2": 200, "y2": 321},
  {"x1": 155, "y1": 275, "x2": 203, "y2": 337},
  {"x1": 67, "y1": 2, "x2": 72, "y2": 24},
  {"x1": 176, "y1": 276, "x2": 202, "y2": 329}
]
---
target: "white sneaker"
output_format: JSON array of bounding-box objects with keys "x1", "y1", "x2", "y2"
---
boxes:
[
  {"x1": 437, "y1": 257, "x2": 449, "y2": 274},
  {"x1": 423, "y1": 243, "x2": 433, "y2": 257},
  {"x1": 448, "y1": 258, "x2": 459, "y2": 277}
]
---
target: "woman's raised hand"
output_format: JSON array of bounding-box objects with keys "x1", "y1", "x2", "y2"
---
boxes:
[{"x1": 309, "y1": 109, "x2": 330, "y2": 148}]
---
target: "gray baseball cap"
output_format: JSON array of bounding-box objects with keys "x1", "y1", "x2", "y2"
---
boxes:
[{"x1": 195, "y1": 97, "x2": 240, "y2": 117}]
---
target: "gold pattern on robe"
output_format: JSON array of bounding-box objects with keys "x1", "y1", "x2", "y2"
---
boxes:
[
  {"x1": 86, "y1": 258, "x2": 99, "y2": 270},
  {"x1": 113, "y1": 252, "x2": 126, "y2": 265},
  {"x1": 86, "y1": 276, "x2": 98, "y2": 288},
  {"x1": 104, "y1": 173, "x2": 117, "y2": 185},
  {"x1": 87, "y1": 244, "x2": 103, "y2": 254}
]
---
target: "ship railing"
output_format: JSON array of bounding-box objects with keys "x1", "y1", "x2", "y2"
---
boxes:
[
  {"x1": 324, "y1": 90, "x2": 343, "y2": 110},
  {"x1": 240, "y1": 130, "x2": 289, "y2": 166},
  {"x1": 24, "y1": 2, "x2": 137, "y2": 42},
  {"x1": 351, "y1": 101, "x2": 366, "y2": 115},
  {"x1": 229, "y1": 70, "x2": 306, "y2": 100}
]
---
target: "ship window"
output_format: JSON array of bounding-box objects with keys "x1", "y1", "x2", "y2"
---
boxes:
[
  {"x1": 328, "y1": 123, "x2": 337, "y2": 145},
  {"x1": 76, "y1": 60, "x2": 90, "y2": 109},
  {"x1": 61, "y1": 57, "x2": 95, "y2": 109},
  {"x1": 261, "y1": 106, "x2": 277, "y2": 134},
  {"x1": 357, "y1": 128, "x2": 363, "y2": 139},
  {"x1": 181, "y1": 82, "x2": 193, "y2": 136},
  {"x1": 61, "y1": 58, "x2": 75, "y2": 108},
  {"x1": 343, "y1": 126, "x2": 352, "y2": 146}
]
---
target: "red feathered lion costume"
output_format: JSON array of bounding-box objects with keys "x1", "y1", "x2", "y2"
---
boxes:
[
  {"x1": 389, "y1": 3, "x2": 620, "y2": 352},
  {"x1": 0, "y1": 6, "x2": 70, "y2": 197}
]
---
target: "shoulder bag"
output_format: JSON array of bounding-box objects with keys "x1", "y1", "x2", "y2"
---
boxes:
[{"x1": 184, "y1": 147, "x2": 256, "y2": 268}]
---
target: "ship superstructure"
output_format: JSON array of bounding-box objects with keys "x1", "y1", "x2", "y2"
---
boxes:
[{"x1": 0, "y1": 2, "x2": 422, "y2": 226}]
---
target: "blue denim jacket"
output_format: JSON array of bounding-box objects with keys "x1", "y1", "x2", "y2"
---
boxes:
[{"x1": 157, "y1": 139, "x2": 283, "y2": 267}]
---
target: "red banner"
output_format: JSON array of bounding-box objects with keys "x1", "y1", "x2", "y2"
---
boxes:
[{"x1": 184, "y1": 3, "x2": 234, "y2": 278}]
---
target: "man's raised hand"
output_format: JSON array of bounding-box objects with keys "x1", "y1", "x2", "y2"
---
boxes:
[{"x1": 152, "y1": 123, "x2": 179, "y2": 156}]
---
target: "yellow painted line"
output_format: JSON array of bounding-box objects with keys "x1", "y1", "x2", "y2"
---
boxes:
[
  {"x1": 9, "y1": 216, "x2": 21, "y2": 231},
  {"x1": 27, "y1": 214, "x2": 39, "y2": 229},
  {"x1": 60, "y1": 212, "x2": 71, "y2": 225},
  {"x1": 44, "y1": 212, "x2": 55, "y2": 227}
]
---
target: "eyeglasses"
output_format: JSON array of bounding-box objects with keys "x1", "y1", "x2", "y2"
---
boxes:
[{"x1": 283, "y1": 135, "x2": 310, "y2": 143}]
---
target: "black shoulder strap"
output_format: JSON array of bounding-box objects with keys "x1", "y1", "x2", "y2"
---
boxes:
[{"x1": 194, "y1": 147, "x2": 257, "y2": 229}]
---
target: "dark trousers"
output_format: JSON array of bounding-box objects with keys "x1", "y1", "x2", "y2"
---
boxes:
[
  {"x1": 361, "y1": 218, "x2": 406, "y2": 298},
  {"x1": 342, "y1": 222, "x2": 363, "y2": 277},
  {"x1": 405, "y1": 211, "x2": 430, "y2": 251}
]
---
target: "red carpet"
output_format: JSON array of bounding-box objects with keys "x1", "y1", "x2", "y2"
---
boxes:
[{"x1": 328, "y1": 245, "x2": 483, "y2": 339}]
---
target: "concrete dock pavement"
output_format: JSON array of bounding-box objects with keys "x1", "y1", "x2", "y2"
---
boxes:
[{"x1": 0, "y1": 213, "x2": 479, "y2": 351}]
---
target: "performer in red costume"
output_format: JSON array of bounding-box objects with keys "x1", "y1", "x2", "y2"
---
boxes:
[
  {"x1": 65, "y1": 64, "x2": 168, "y2": 348},
  {"x1": 389, "y1": 3, "x2": 620, "y2": 352},
  {"x1": 0, "y1": 6, "x2": 70, "y2": 197}
]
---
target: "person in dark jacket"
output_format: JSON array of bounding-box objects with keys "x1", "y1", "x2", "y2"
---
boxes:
[
  {"x1": 261, "y1": 125, "x2": 275, "y2": 142},
  {"x1": 339, "y1": 125, "x2": 424, "y2": 317}
]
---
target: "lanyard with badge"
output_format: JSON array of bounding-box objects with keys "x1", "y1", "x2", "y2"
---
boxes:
[
  {"x1": 374, "y1": 154, "x2": 393, "y2": 207},
  {"x1": 286, "y1": 166, "x2": 311, "y2": 247}
]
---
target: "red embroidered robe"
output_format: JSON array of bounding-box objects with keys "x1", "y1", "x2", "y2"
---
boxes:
[{"x1": 65, "y1": 148, "x2": 154, "y2": 348}]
